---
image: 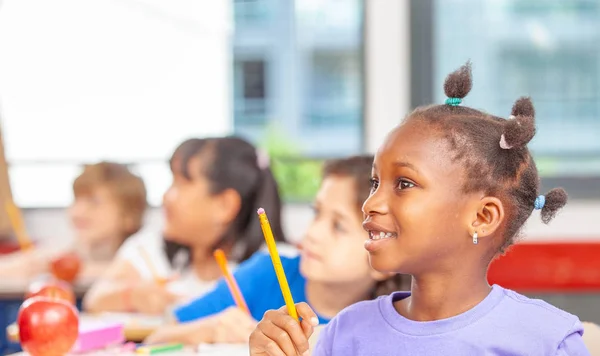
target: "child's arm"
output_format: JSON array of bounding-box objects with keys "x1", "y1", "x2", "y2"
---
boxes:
[
  {"x1": 0, "y1": 246, "x2": 65, "y2": 279},
  {"x1": 145, "y1": 306, "x2": 257, "y2": 345},
  {"x1": 79, "y1": 260, "x2": 113, "y2": 280},
  {"x1": 171, "y1": 251, "x2": 274, "y2": 323},
  {"x1": 582, "y1": 322, "x2": 599, "y2": 355},
  {"x1": 82, "y1": 258, "x2": 178, "y2": 315},
  {"x1": 249, "y1": 303, "x2": 319, "y2": 356},
  {"x1": 145, "y1": 252, "x2": 281, "y2": 344}
]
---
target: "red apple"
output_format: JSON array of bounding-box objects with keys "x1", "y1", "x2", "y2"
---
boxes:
[
  {"x1": 18, "y1": 296, "x2": 79, "y2": 356},
  {"x1": 50, "y1": 251, "x2": 82, "y2": 283},
  {"x1": 26, "y1": 279, "x2": 76, "y2": 305}
]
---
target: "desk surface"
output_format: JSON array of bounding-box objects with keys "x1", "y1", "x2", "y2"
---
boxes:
[
  {"x1": 9, "y1": 344, "x2": 249, "y2": 355},
  {"x1": 8, "y1": 325, "x2": 323, "y2": 355},
  {"x1": 7, "y1": 312, "x2": 166, "y2": 343}
]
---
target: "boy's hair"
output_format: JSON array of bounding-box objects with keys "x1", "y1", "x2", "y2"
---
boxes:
[
  {"x1": 165, "y1": 136, "x2": 286, "y2": 264},
  {"x1": 323, "y1": 155, "x2": 411, "y2": 296},
  {"x1": 73, "y1": 161, "x2": 147, "y2": 239},
  {"x1": 407, "y1": 61, "x2": 568, "y2": 252}
]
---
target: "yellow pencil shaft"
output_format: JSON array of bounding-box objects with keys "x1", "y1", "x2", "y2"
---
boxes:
[{"x1": 259, "y1": 213, "x2": 299, "y2": 321}]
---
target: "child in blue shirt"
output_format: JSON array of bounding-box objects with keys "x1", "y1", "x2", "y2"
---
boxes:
[
  {"x1": 145, "y1": 156, "x2": 410, "y2": 345},
  {"x1": 250, "y1": 62, "x2": 590, "y2": 355}
]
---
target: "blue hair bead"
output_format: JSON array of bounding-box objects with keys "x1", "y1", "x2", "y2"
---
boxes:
[
  {"x1": 445, "y1": 97, "x2": 462, "y2": 106},
  {"x1": 534, "y1": 195, "x2": 545, "y2": 210}
]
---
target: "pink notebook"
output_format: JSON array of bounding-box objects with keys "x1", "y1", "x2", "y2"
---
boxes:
[{"x1": 70, "y1": 320, "x2": 125, "y2": 353}]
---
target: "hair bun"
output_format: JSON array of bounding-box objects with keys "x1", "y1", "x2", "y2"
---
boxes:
[
  {"x1": 540, "y1": 188, "x2": 568, "y2": 224},
  {"x1": 500, "y1": 97, "x2": 536, "y2": 149},
  {"x1": 443, "y1": 61, "x2": 473, "y2": 100},
  {"x1": 511, "y1": 96, "x2": 535, "y2": 117}
]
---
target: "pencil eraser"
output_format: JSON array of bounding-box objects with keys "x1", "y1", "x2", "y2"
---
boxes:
[
  {"x1": 257, "y1": 207, "x2": 265, "y2": 214},
  {"x1": 70, "y1": 320, "x2": 125, "y2": 353}
]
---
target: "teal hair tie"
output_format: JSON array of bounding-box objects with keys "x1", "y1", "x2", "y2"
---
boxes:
[{"x1": 445, "y1": 97, "x2": 461, "y2": 106}]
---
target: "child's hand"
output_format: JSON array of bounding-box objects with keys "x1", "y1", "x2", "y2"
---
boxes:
[
  {"x1": 210, "y1": 306, "x2": 258, "y2": 344},
  {"x1": 249, "y1": 302, "x2": 319, "y2": 356},
  {"x1": 144, "y1": 307, "x2": 256, "y2": 345},
  {"x1": 130, "y1": 281, "x2": 179, "y2": 314}
]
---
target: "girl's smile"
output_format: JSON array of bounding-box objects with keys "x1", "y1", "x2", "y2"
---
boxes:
[{"x1": 362, "y1": 220, "x2": 398, "y2": 252}]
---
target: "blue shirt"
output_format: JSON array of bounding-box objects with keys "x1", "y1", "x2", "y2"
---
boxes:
[{"x1": 173, "y1": 246, "x2": 330, "y2": 324}]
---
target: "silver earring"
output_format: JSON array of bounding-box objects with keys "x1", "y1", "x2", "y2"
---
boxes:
[{"x1": 472, "y1": 231, "x2": 478, "y2": 245}]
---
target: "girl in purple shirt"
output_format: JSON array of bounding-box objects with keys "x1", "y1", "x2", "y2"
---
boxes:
[{"x1": 249, "y1": 62, "x2": 590, "y2": 356}]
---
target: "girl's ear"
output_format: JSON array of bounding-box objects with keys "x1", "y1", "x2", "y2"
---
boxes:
[
  {"x1": 214, "y1": 188, "x2": 242, "y2": 225},
  {"x1": 469, "y1": 196, "x2": 504, "y2": 240},
  {"x1": 123, "y1": 214, "x2": 135, "y2": 235}
]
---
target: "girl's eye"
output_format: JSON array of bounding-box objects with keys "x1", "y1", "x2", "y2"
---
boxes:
[
  {"x1": 310, "y1": 205, "x2": 320, "y2": 217},
  {"x1": 396, "y1": 179, "x2": 415, "y2": 190},
  {"x1": 369, "y1": 178, "x2": 379, "y2": 192},
  {"x1": 333, "y1": 220, "x2": 346, "y2": 233}
]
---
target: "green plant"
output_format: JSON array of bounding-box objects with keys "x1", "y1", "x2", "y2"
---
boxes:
[{"x1": 260, "y1": 126, "x2": 322, "y2": 202}]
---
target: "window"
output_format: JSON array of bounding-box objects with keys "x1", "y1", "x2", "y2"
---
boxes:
[
  {"x1": 432, "y1": 0, "x2": 600, "y2": 179},
  {"x1": 234, "y1": 59, "x2": 268, "y2": 127},
  {"x1": 234, "y1": 0, "x2": 272, "y2": 27},
  {"x1": 306, "y1": 51, "x2": 362, "y2": 128},
  {"x1": 232, "y1": 0, "x2": 364, "y2": 158},
  {"x1": 231, "y1": 0, "x2": 365, "y2": 201},
  {"x1": 496, "y1": 49, "x2": 600, "y2": 156}
]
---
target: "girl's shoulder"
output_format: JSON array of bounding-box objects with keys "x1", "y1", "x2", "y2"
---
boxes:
[
  {"x1": 115, "y1": 228, "x2": 171, "y2": 278},
  {"x1": 499, "y1": 286, "x2": 581, "y2": 325},
  {"x1": 238, "y1": 242, "x2": 301, "y2": 276}
]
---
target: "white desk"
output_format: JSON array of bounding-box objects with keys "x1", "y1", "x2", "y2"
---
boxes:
[{"x1": 10, "y1": 344, "x2": 249, "y2": 356}]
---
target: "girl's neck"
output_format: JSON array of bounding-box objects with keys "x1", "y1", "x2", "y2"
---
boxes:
[
  {"x1": 398, "y1": 269, "x2": 491, "y2": 322},
  {"x1": 78, "y1": 239, "x2": 121, "y2": 262},
  {"x1": 305, "y1": 278, "x2": 375, "y2": 319},
  {"x1": 190, "y1": 246, "x2": 227, "y2": 282}
]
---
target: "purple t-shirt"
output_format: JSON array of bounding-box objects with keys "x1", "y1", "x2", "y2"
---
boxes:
[{"x1": 315, "y1": 284, "x2": 590, "y2": 355}]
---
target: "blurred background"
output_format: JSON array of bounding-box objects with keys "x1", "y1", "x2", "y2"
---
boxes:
[
  {"x1": 0, "y1": 0, "x2": 598, "y2": 340},
  {"x1": 0, "y1": 0, "x2": 598, "y2": 241}
]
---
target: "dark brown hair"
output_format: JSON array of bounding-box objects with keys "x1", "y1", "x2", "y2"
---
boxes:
[
  {"x1": 407, "y1": 61, "x2": 567, "y2": 252},
  {"x1": 164, "y1": 136, "x2": 286, "y2": 264},
  {"x1": 322, "y1": 155, "x2": 411, "y2": 295},
  {"x1": 73, "y1": 161, "x2": 147, "y2": 241}
]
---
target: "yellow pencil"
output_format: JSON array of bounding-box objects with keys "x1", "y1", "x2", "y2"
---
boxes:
[{"x1": 257, "y1": 207, "x2": 298, "y2": 321}]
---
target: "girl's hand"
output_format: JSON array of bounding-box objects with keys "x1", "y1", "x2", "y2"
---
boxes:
[
  {"x1": 144, "y1": 307, "x2": 256, "y2": 345},
  {"x1": 210, "y1": 306, "x2": 258, "y2": 344},
  {"x1": 129, "y1": 281, "x2": 179, "y2": 315},
  {"x1": 249, "y1": 303, "x2": 319, "y2": 356}
]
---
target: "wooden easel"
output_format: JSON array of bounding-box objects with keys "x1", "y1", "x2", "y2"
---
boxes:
[{"x1": 0, "y1": 124, "x2": 15, "y2": 240}]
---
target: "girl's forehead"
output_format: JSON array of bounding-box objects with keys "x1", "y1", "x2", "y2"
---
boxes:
[
  {"x1": 170, "y1": 154, "x2": 207, "y2": 181},
  {"x1": 318, "y1": 177, "x2": 358, "y2": 209},
  {"x1": 375, "y1": 125, "x2": 459, "y2": 177}
]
